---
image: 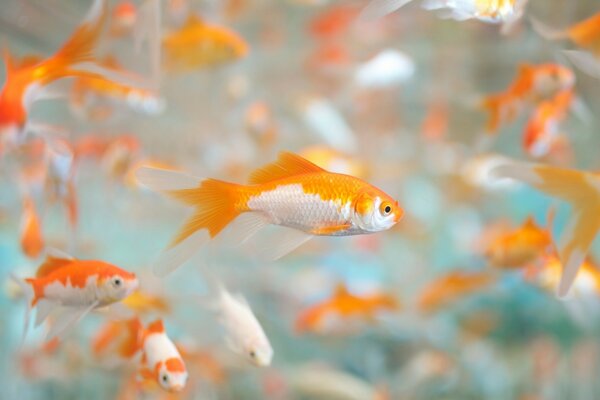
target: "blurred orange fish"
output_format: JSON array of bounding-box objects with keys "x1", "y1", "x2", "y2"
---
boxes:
[
  {"x1": 417, "y1": 271, "x2": 495, "y2": 313},
  {"x1": 162, "y1": 14, "x2": 248, "y2": 73},
  {"x1": 525, "y1": 254, "x2": 600, "y2": 297},
  {"x1": 0, "y1": 0, "x2": 109, "y2": 145},
  {"x1": 421, "y1": 101, "x2": 449, "y2": 142},
  {"x1": 485, "y1": 216, "x2": 553, "y2": 269},
  {"x1": 493, "y1": 162, "x2": 600, "y2": 297},
  {"x1": 20, "y1": 195, "x2": 44, "y2": 259},
  {"x1": 92, "y1": 317, "x2": 143, "y2": 363},
  {"x1": 309, "y1": 5, "x2": 360, "y2": 39},
  {"x1": 482, "y1": 64, "x2": 574, "y2": 133},
  {"x1": 111, "y1": 1, "x2": 137, "y2": 37},
  {"x1": 295, "y1": 283, "x2": 399, "y2": 333},
  {"x1": 533, "y1": 12, "x2": 600, "y2": 57}
]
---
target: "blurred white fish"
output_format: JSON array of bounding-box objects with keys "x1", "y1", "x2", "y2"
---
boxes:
[{"x1": 354, "y1": 49, "x2": 415, "y2": 89}]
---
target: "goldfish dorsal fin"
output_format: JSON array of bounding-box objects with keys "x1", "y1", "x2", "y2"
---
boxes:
[
  {"x1": 334, "y1": 283, "x2": 349, "y2": 297},
  {"x1": 146, "y1": 319, "x2": 164, "y2": 334},
  {"x1": 2, "y1": 46, "x2": 15, "y2": 75},
  {"x1": 36, "y1": 256, "x2": 73, "y2": 278},
  {"x1": 249, "y1": 152, "x2": 325, "y2": 184}
]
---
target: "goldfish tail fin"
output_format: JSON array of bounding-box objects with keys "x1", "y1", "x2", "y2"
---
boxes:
[
  {"x1": 359, "y1": 0, "x2": 415, "y2": 21},
  {"x1": 10, "y1": 274, "x2": 34, "y2": 346},
  {"x1": 493, "y1": 162, "x2": 600, "y2": 297},
  {"x1": 529, "y1": 16, "x2": 567, "y2": 41},
  {"x1": 136, "y1": 167, "x2": 243, "y2": 276},
  {"x1": 562, "y1": 50, "x2": 600, "y2": 80}
]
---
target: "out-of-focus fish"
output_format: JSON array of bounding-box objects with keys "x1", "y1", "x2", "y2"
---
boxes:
[
  {"x1": 139, "y1": 319, "x2": 188, "y2": 392},
  {"x1": 122, "y1": 290, "x2": 170, "y2": 315},
  {"x1": 353, "y1": 49, "x2": 415, "y2": 89},
  {"x1": 70, "y1": 56, "x2": 165, "y2": 118},
  {"x1": 136, "y1": 151, "x2": 403, "y2": 276},
  {"x1": 111, "y1": 1, "x2": 137, "y2": 37},
  {"x1": 162, "y1": 14, "x2": 248, "y2": 73},
  {"x1": 525, "y1": 254, "x2": 600, "y2": 298},
  {"x1": 12, "y1": 251, "x2": 138, "y2": 341},
  {"x1": 492, "y1": 162, "x2": 600, "y2": 297},
  {"x1": 210, "y1": 283, "x2": 273, "y2": 367},
  {"x1": 481, "y1": 63, "x2": 575, "y2": 134},
  {"x1": 100, "y1": 135, "x2": 142, "y2": 180},
  {"x1": 417, "y1": 271, "x2": 495, "y2": 313},
  {"x1": 44, "y1": 140, "x2": 78, "y2": 229},
  {"x1": 309, "y1": 4, "x2": 360, "y2": 39},
  {"x1": 20, "y1": 195, "x2": 45, "y2": 259},
  {"x1": 361, "y1": 0, "x2": 528, "y2": 27},
  {"x1": 0, "y1": 0, "x2": 109, "y2": 146},
  {"x1": 485, "y1": 216, "x2": 553, "y2": 269},
  {"x1": 92, "y1": 317, "x2": 143, "y2": 365},
  {"x1": 421, "y1": 101, "x2": 449, "y2": 142},
  {"x1": 179, "y1": 344, "x2": 228, "y2": 386},
  {"x1": 523, "y1": 89, "x2": 574, "y2": 158},
  {"x1": 295, "y1": 283, "x2": 399, "y2": 334}
]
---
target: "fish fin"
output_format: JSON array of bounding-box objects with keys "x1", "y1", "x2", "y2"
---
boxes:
[
  {"x1": 248, "y1": 151, "x2": 325, "y2": 184},
  {"x1": 2, "y1": 45, "x2": 15, "y2": 76},
  {"x1": 139, "y1": 367, "x2": 155, "y2": 381},
  {"x1": 46, "y1": 300, "x2": 99, "y2": 341},
  {"x1": 481, "y1": 95, "x2": 506, "y2": 133},
  {"x1": 215, "y1": 212, "x2": 270, "y2": 247},
  {"x1": 45, "y1": 247, "x2": 76, "y2": 260},
  {"x1": 51, "y1": 0, "x2": 108, "y2": 68},
  {"x1": 36, "y1": 255, "x2": 73, "y2": 278},
  {"x1": 245, "y1": 226, "x2": 314, "y2": 261},
  {"x1": 493, "y1": 162, "x2": 600, "y2": 297},
  {"x1": 146, "y1": 319, "x2": 165, "y2": 334},
  {"x1": 529, "y1": 16, "x2": 568, "y2": 41},
  {"x1": 10, "y1": 274, "x2": 34, "y2": 346},
  {"x1": 152, "y1": 229, "x2": 211, "y2": 277},
  {"x1": 563, "y1": 50, "x2": 600, "y2": 80},
  {"x1": 34, "y1": 299, "x2": 55, "y2": 328},
  {"x1": 359, "y1": 0, "x2": 415, "y2": 21},
  {"x1": 311, "y1": 224, "x2": 352, "y2": 235}
]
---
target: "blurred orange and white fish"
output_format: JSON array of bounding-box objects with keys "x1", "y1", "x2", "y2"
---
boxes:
[
  {"x1": 12, "y1": 250, "x2": 138, "y2": 341},
  {"x1": 110, "y1": 1, "x2": 137, "y2": 37},
  {"x1": 44, "y1": 139, "x2": 78, "y2": 229},
  {"x1": 295, "y1": 283, "x2": 399, "y2": 334},
  {"x1": 136, "y1": 152, "x2": 403, "y2": 276},
  {"x1": 417, "y1": 270, "x2": 495, "y2": 313},
  {"x1": 0, "y1": 0, "x2": 110, "y2": 146},
  {"x1": 162, "y1": 14, "x2": 248, "y2": 73},
  {"x1": 20, "y1": 195, "x2": 45, "y2": 259},
  {"x1": 92, "y1": 317, "x2": 143, "y2": 366},
  {"x1": 361, "y1": 0, "x2": 528, "y2": 27},
  {"x1": 492, "y1": 162, "x2": 600, "y2": 297},
  {"x1": 139, "y1": 319, "x2": 188, "y2": 392}
]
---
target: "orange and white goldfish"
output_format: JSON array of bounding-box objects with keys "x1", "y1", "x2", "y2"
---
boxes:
[
  {"x1": 525, "y1": 254, "x2": 600, "y2": 298},
  {"x1": 0, "y1": 0, "x2": 109, "y2": 145},
  {"x1": 111, "y1": 1, "x2": 137, "y2": 37},
  {"x1": 162, "y1": 14, "x2": 248, "y2": 73},
  {"x1": 92, "y1": 317, "x2": 143, "y2": 365},
  {"x1": 295, "y1": 283, "x2": 399, "y2": 334},
  {"x1": 136, "y1": 151, "x2": 403, "y2": 276},
  {"x1": 417, "y1": 271, "x2": 495, "y2": 313},
  {"x1": 485, "y1": 216, "x2": 553, "y2": 269},
  {"x1": 482, "y1": 63, "x2": 575, "y2": 134},
  {"x1": 13, "y1": 251, "x2": 138, "y2": 340},
  {"x1": 492, "y1": 162, "x2": 600, "y2": 297},
  {"x1": 139, "y1": 320, "x2": 188, "y2": 392},
  {"x1": 523, "y1": 89, "x2": 574, "y2": 158},
  {"x1": 361, "y1": 0, "x2": 527, "y2": 26},
  {"x1": 20, "y1": 195, "x2": 45, "y2": 259},
  {"x1": 211, "y1": 283, "x2": 273, "y2": 367}
]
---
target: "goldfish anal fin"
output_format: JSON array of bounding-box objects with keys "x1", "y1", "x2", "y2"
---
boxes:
[
  {"x1": 36, "y1": 256, "x2": 72, "y2": 278},
  {"x1": 248, "y1": 151, "x2": 325, "y2": 184}
]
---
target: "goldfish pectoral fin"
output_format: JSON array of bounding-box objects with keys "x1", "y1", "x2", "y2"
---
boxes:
[
  {"x1": 46, "y1": 300, "x2": 99, "y2": 341},
  {"x1": 152, "y1": 229, "x2": 211, "y2": 277},
  {"x1": 563, "y1": 50, "x2": 600, "y2": 80},
  {"x1": 214, "y1": 212, "x2": 270, "y2": 248},
  {"x1": 311, "y1": 224, "x2": 351, "y2": 235},
  {"x1": 139, "y1": 367, "x2": 155, "y2": 382},
  {"x1": 244, "y1": 227, "x2": 314, "y2": 261},
  {"x1": 359, "y1": 0, "x2": 414, "y2": 21},
  {"x1": 35, "y1": 299, "x2": 56, "y2": 328},
  {"x1": 101, "y1": 301, "x2": 135, "y2": 320}
]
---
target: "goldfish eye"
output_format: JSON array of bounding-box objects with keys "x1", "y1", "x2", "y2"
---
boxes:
[
  {"x1": 162, "y1": 373, "x2": 169, "y2": 383},
  {"x1": 380, "y1": 202, "x2": 393, "y2": 216},
  {"x1": 112, "y1": 277, "x2": 122, "y2": 287},
  {"x1": 249, "y1": 350, "x2": 256, "y2": 359}
]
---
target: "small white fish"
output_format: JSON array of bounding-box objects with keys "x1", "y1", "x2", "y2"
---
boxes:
[{"x1": 354, "y1": 49, "x2": 415, "y2": 89}]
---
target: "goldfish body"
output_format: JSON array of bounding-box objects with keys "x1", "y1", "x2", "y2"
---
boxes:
[
  {"x1": 162, "y1": 14, "x2": 248, "y2": 73},
  {"x1": 0, "y1": 0, "x2": 109, "y2": 145},
  {"x1": 485, "y1": 216, "x2": 552, "y2": 268},
  {"x1": 20, "y1": 196, "x2": 45, "y2": 259},
  {"x1": 136, "y1": 151, "x2": 403, "y2": 276},
  {"x1": 13, "y1": 252, "x2": 138, "y2": 340},
  {"x1": 92, "y1": 317, "x2": 143, "y2": 365},
  {"x1": 493, "y1": 162, "x2": 600, "y2": 297},
  {"x1": 418, "y1": 271, "x2": 495, "y2": 313},
  {"x1": 295, "y1": 284, "x2": 399, "y2": 334},
  {"x1": 139, "y1": 320, "x2": 188, "y2": 392}
]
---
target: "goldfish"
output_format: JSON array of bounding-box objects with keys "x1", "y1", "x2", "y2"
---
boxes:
[
  {"x1": 482, "y1": 63, "x2": 575, "y2": 134},
  {"x1": 525, "y1": 254, "x2": 600, "y2": 298},
  {"x1": 20, "y1": 195, "x2": 45, "y2": 259},
  {"x1": 361, "y1": 0, "x2": 528, "y2": 26},
  {"x1": 421, "y1": 101, "x2": 449, "y2": 142},
  {"x1": 44, "y1": 139, "x2": 78, "y2": 229},
  {"x1": 354, "y1": 49, "x2": 415, "y2": 89},
  {"x1": 295, "y1": 283, "x2": 399, "y2": 334},
  {"x1": 92, "y1": 317, "x2": 143, "y2": 365},
  {"x1": 492, "y1": 162, "x2": 600, "y2": 297},
  {"x1": 417, "y1": 271, "x2": 495, "y2": 313},
  {"x1": 485, "y1": 216, "x2": 553, "y2": 269},
  {"x1": 0, "y1": 0, "x2": 109, "y2": 145},
  {"x1": 136, "y1": 151, "x2": 403, "y2": 276},
  {"x1": 309, "y1": 4, "x2": 360, "y2": 39},
  {"x1": 523, "y1": 89, "x2": 574, "y2": 158},
  {"x1": 70, "y1": 56, "x2": 165, "y2": 119},
  {"x1": 162, "y1": 14, "x2": 248, "y2": 73},
  {"x1": 12, "y1": 250, "x2": 138, "y2": 341},
  {"x1": 139, "y1": 320, "x2": 188, "y2": 392},
  {"x1": 210, "y1": 283, "x2": 273, "y2": 367},
  {"x1": 111, "y1": 1, "x2": 137, "y2": 37}
]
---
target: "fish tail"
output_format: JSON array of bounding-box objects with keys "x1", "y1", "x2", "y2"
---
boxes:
[
  {"x1": 136, "y1": 167, "x2": 245, "y2": 276},
  {"x1": 11, "y1": 274, "x2": 36, "y2": 345},
  {"x1": 529, "y1": 16, "x2": 568, "y2": 41},
  {"x1": 492, "y1": 162, "x2": 600, "y2": 297}
]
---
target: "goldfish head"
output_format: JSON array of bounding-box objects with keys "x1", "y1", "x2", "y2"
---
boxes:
[
  {"x1": 157, "y1": 358, "x2": 188, "y2": 392},
  {"x1": 102, "y1": 270, "x2": 139, "y2": 302},
  {"x1": 243, "y1": 337, "x2": 273, "y2": 367},
  {"x1": 352, "y1": 189, "x2": 402, "y2": 233}
]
